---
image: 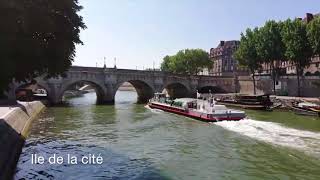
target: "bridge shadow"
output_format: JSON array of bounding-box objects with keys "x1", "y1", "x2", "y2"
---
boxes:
[{"x1": 116, "y1": 81, "x2": 153, "y2": 104}]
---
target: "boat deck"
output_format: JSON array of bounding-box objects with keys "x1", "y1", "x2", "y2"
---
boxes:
[{"x1": 149, "y1": 101, "x2": 245, "y2": 122}]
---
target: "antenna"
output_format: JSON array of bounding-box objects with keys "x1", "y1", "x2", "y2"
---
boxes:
[
  {"x1": 114, "y1": 57, "x2": 117, "y2": 68},
  {"x1": 103, "y1": 57, "x2": 106, "y2": 68}
]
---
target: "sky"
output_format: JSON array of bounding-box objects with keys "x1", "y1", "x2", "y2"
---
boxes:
[{"x1": 74, "y1": 0, "x2": 319, "y2": 69}]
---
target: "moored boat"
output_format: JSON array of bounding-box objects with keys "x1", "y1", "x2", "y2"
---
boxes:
[
  {"x1": 148, "y1": 93, "x2": 246, "y2": 122},
  {"x1": 290, "y1": 101, "x2": 320, "y2": 117},
  {"x1": 216, "y1": 94, "x2": 273, "y2": 110}
]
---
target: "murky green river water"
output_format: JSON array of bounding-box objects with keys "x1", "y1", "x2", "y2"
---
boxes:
[{"x1": 15, "y1": 91, "x2": 320, "y2": 180}]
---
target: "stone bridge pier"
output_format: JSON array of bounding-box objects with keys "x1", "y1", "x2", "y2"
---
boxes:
[{"x1": 7, "y1": 66, "x2": 236, "y2": 105}]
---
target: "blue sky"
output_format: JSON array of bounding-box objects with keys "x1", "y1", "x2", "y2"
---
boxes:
[{"x1": 74, "y1": 0, "x2": 319, "y2": 69}]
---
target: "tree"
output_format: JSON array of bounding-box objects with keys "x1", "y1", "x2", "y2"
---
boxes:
[
  {"x1": 160, "y1": 49, "x2": 211, "y2": 75},
  {"x1": 0, "y1": 0, "x2": 86, "y2": 97},
  {"x1": 160, "y1": 55, "x2": 171, "y2": 72},
  {"x1": 255, "y1": 20, "x2": 285, "y2": 95},
  {"x1": 281, "y1": 19, "x2": 313, "y2": 96},
  {"x1": 234, "y1": 28, "x2": 261, "y2": 95},
  {"x1": 307, "y1": 16, "x2": 320, "y2": 56}
]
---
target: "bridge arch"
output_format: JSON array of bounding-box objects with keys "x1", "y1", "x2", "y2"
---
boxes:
[
  {"x1": 163, "y1": 82, "x2": 191, "y2": 99},
  {"x1": 197, "y1": 86, "x2": 226, "y2": 94},
  {"x1": 115, "y1": 80, "x2": 155, "y2": 103},
  {"x1": 58, "y1": 80, "x2": 107, "y2": 104}
]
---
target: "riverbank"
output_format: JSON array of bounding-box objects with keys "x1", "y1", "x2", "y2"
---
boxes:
[
  {"x1": 117, "y1": 87, "x2": 136, "y2": 91},
  {"x1": 212, "y1": 93, "x2": 320, "y2": 107},
  {"x1": 0, "y1": 101, "x2": 45, "y2": 180}
]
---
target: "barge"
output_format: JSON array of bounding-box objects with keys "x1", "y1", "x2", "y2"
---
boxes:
[
  {"x1": 148, "y1": 93, "x2": 246, "y2": 122},
  {"x1": 216, "y1": 94, "x2": 273, "y2": 110},
  {"x1": 290, "y1": 102, "x2": 320, "y2": 117}
]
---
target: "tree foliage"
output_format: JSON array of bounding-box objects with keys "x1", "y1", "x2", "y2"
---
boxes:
[
  {"x1": 281, "y1": 19, "x2": 313, "y2": 69},
  {"x1": 307, "y1": 16, "x2": 320, "y2": 56},
  {"x1": 255, "y1": 20, "x2": 285, "y2": 94},
  {"x1": 237, "y1": 16, "x2": 320, "y2": 96},
  {"x1": 256, "y1": 20, "x2": 285, "y2": 62},
  {"x1": 281, "y1": 18, "x2": 313, "y2": 96},
  {"x1": 234, "y1": 28, "x2": 261, "y2": 94},
  {"x1": 234, "y1": 28, "x2": 261, "y2": 73},
  {"x1": 0, "y1": 0, "x2": 86, "y2": 96},
  {"x1": 160, "y1": 49, "x2": 211, "y2": 75}
]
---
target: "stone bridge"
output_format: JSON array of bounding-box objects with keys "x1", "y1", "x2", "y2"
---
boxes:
[{"x1": 11, "y1": 66, "x2": 237, "y2": 104}]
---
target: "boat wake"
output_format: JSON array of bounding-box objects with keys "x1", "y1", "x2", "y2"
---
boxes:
[
  {"x1": 215, "y1": 119, "x2": 320, "y2": 157},
  {"x1": 145, "y1": 105, "x2": 164, "y2": 114}
]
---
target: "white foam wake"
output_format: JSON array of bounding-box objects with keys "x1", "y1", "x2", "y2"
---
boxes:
[
  {"x1": 215, "y1": 119, "x2": 320, "y2": 156},
  {"x1": 145, "y1": 105, "x2": 164, "y2": 114}
]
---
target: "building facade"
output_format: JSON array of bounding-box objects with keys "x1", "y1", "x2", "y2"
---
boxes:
[
  {"x1": 284, "y1": 56, "x2": 320, "y2": 75},
  {"x1": 209, "y1": 40, "x2": 248, "y2": 76}
]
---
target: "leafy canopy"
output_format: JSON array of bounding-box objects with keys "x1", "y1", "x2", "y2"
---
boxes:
[
  {"x1": 0, "y1": 0, "x2": 86, "y2": 95},
  {"x1": 234, "y1": 28, "x2": 261, "y2": 73},
  {"x1": 307, "y1": 16, "x2": 320, "y2": 55},
  {"x1": 281, "y1": 18, "x2": 313, "y2": 68},
  {"x1": 255, "y1": 20, "x2": 285, "y2": 63},
  {"x1": 160, "y1": 49, "x2": 211, "y2": 75}
]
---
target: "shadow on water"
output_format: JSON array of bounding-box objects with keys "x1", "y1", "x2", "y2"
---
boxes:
[
  {"x1": 15, "y1": 92, "x2": 171, "y2": 179},
  {"x1": 15, "y1": 141, "x2": 170, "y2": 180}
]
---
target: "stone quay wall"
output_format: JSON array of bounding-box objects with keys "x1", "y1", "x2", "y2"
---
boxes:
[
  {"x1": 238, "y1": 75, "x2": 320, "y2": 97},
  {"x1": 0, "y1": 101, "x2": 45, "y2": 180}
]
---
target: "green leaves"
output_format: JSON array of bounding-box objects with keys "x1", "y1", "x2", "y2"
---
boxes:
[
  {"x1": 281, "y1": 18, "x2": 313, "y2": 67},
  {"x1": 236, "y1": 17, "x2": 319, "y2": 74},
  {"x1": 254, "y1": 20, "x2": 285, "y2": 94},
  {"x1": 0, "y1": 0, "x2": 86, "y2": 95},
  {"x1": 236, "y1": 16, "x2": 318, "y2": 96},
  {"x1": 160, "y1": 49, "x2": 210, "y2": 75},
  {"x1": 234, "y1": 28, "x2": 261, "y2": 73},
  {"x1": 256, "y1": 20, "x2": 285, "y2": 64},
  {"x1": 280, "y1": 18, "x2": 314, "y2": 96},
  {"x1": 307, "y1": 16, "x2": 320, "y2": 55},
  {"x1": 234, "y1": 28, "x2": 261, "y2": 95}
]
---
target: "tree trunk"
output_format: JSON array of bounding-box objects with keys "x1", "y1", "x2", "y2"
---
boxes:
[
  {"x1": 296, "y1": 65, "x2": 301, "y2": 97},
  {"x1": 271, "y1": 62, "x2": 276, "y2": 95},
  {"x1": 252, "y1": 73, "x2": 256, "y2": 95}
]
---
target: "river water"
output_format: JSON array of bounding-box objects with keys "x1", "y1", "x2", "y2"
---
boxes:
[{"x1": 15, "y1": 91, "x2": 320, "y2": 180}]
